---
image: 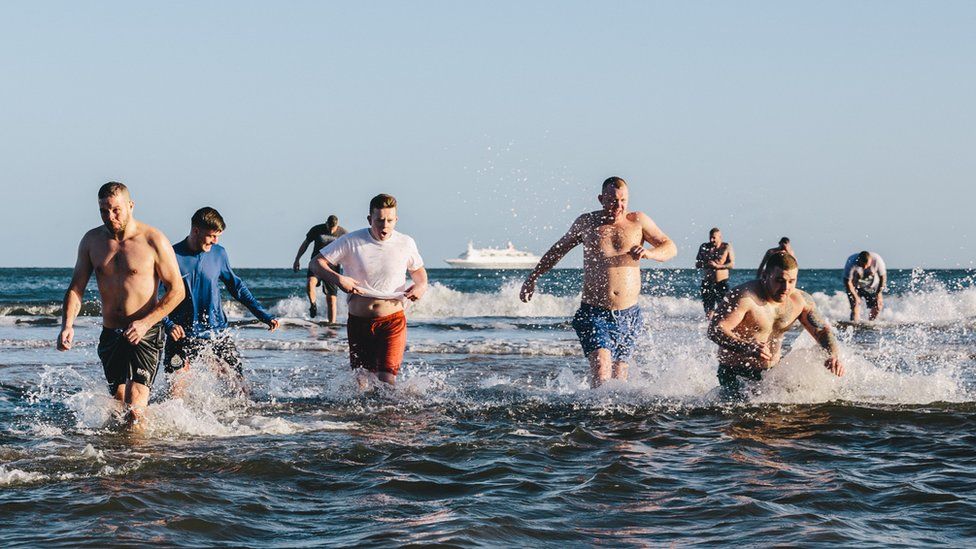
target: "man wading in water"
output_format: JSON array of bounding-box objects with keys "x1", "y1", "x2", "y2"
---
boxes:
[
  {"x1": 57, "y1": 182, "x2": 185, "y2": 428},
  {"x1": 520, "y1": 176, "x2": 677, "y2": 387}
]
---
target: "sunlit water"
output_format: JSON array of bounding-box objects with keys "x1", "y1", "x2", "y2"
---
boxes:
[{"x1": 2, "y1": 268, "x2": 975, "y2": 545}]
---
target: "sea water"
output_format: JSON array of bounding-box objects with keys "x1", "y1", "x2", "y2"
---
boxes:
[{"x1": 1, "y1": 267, "x2": 975, "y2": 545}]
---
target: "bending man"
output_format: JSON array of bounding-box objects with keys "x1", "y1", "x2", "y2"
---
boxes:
[
  {"x1": 294, "y1": 215, "x2": 347, "y2": 322},
  {"x1": 57, "y1": 182, "x2": 184, "y2": 425},
  {"x1": 844, "y1": 250, "x2": 887, "y2": 322},
  {"x1": 520, "y1": 176, "x2": 676, "y2": 387},
  {"x1": 312, "y1": 194, "x2": 427, "y2": 385},
  {"x1": 708, "y1": 253, "x2": 843, "y2": 398}
]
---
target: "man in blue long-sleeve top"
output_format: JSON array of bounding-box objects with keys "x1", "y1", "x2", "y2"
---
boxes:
[{"x1": 163, "y1": 207, "x2": 279, "y2": 386}]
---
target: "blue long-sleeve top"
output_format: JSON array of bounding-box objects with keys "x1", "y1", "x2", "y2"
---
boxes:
[{"x1": 163, "y1": 239, "x2": 274, "y2": 337}]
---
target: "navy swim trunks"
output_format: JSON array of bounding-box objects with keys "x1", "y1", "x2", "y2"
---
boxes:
[{"x1": 571, "y1": 303, "x2": 644, "y2": 361}]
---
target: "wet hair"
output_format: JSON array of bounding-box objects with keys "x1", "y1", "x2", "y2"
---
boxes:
[
  {"x1": 326, "y1": 214, "x2": 339, "y2": 229},
  {"x1": 369, "y1": 194, "x2": 397, "y2": 213},
  {"x1": 191, "y1": 207, "x2": 226, "y2": 231},
  {"x1": 709, "y1": 227, "x2": 721, "y2": 237},
  {"x1": 602, "y1": 176, "x2": 627, "y2": 192},
  {"x1": 97, "y1": 181, "x2": 129, "y2": 200},
  {"x1": 765, "y1": 252, "x2": 798, "y2": 273},
  {"x1": 856, "y1": 251, "x2": 871, "y2": 266},
  {"x1": 779, "y1": 237, "x2": 790, "y2": 245}
]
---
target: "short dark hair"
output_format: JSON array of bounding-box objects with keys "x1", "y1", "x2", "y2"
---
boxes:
[
  {"x1": 779, "y1": 237, "x2": 790, "y2": 245},
  {"x1": 326, "y1": 214, "x2": 338, "y2": 228},
  {"x1": 709, "y1": 227, "x2": 721, "y2": 236},
  {"x1": 765, "y1": 253, "x2": 798, "y2": 273},
  {"x1": 369, "y1": 194, "x2": 397, "y2": 213},
  {"x1": 602, "y1": 176, "x2": 627, "y2": 192},
  {"x1": 191, "y1": 207, "x2": 226, "y2": 231},
  {"x1": 98, "y1": 181, "x2": 129, "y2": 199},
  {"x1": 856, "y1": 251, "x2": 871, "y2": 266}
]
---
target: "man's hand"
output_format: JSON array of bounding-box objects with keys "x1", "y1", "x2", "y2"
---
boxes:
[
  {"x1": 520, "y1": 277, "x2": 537, "y2": 303},
  {"x1": 629, "y1": 245, "x2": 650, "y2": 261},
  {"x1": 57, "y1": 326, "x2": 74, "y2": 351},
  {"x1": 267, "y1": 319, "x2": 280, "y2": 332},
  {"x1": 825, "y1": 356, "x2": 845, "y2": 376},
  {"x1": 124, "y1": 319, "x2": 150, "y2": 345},
  {"x1": 753, "y1": 341, "x2": 773, "y2": 366},
  {"x1": 338, "y1": 275, "x2": 363, "y2": 295},
  {"x1": 169, "y1": 325, "x2": 186, "y2": 341},
  {"x1": 292, "y1": 260, "x2": 301, "y2": 273},
  {"x1": 404, "y1": 282, "x2": 427, "y2": 302}
]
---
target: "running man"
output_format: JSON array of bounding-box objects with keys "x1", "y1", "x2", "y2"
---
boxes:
[
  {"x1": 520, "y1": 176, "x2": 677, "y2": 387},
  {"x1": 293, "y1": 215, "x2": 348, "y2": 322},
  {"x1": 757, "y1": 237, "x2": 795, "y2": 278},
  {"x1": 844, "y1": 250, "x2": 887, "y2": 322},
  {"x1": 708, "y1": 253, "x2": 843, "y2": 398},
  {"x1": 312, "y1": 194, "x2": 427, "y2": 385},
  {"x1": 695, "y1": 227, "x2": 734, "y2": 318},
  {"x1": 57, "y1": 182, "x2": 185, "y2": 426},
  {"x1": 163, "y1": 207, "x2": 279, "y2": 390}
]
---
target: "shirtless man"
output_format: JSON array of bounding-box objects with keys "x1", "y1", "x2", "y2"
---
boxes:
[
  {"x1": 312, "y1": 194, "x2": 428, "y2": 385},
  {"x1": 756, "y1": 236, "x2": 795, "y2": 278},
  {"x1": 695, "y1": 227, "x2": 734, "y2": 318},
  {"x1": 57, "y1": 182, "x2": 185, "y2": 425},
  {"x1": 708, "y1": 253, "x2": 843, "y2": 398},
  {"x1": 520, "y1": 176, "x2": 677, "y2": 387}
]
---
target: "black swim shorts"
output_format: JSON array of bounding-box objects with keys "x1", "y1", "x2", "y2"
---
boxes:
[
  {"x1": 701, "y1": 279, "x2": 729, "y2": 313},
  {"x1": 717, "y1": 363, "x2": 763, "y2": 399},
  {"x1": 97, "y1": 322, "x2": 165, "y2": 395},
  {"x1": 857, "y1": 287, "x2": 880, "y2": 310},
  {"x1": 163, "y1": 332, "x2": 244, "y2": 377}
]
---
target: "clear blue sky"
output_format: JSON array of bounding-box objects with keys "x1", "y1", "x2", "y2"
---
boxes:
[{"x1": 1, "y1": 1, "x2": 973, "y2": 268}]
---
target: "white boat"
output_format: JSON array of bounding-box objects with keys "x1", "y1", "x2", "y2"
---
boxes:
[{"x1": 444, "y1": 242, "x2": 541, "y2": 269}]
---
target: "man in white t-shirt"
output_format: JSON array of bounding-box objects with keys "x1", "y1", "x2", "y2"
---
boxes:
[
  {"x1": 843, "y1": 250, "x2": 887, "y2": 321},
  {"x1": 312, "y1": 193, "x2": 428, "y2": 384}
]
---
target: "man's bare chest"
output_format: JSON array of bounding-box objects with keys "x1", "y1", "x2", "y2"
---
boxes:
[
  {"x1": 92, "y1": 240, "x2": 155, "y2": 278},
  {"x1": 584, "y1": 223, "x2": 641, "y2": 255}
]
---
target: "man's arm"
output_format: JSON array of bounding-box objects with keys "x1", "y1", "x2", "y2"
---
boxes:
[
  {"x1": 57, "y1": 234, "x2": 95, "y2": 351},
  {"x1": 632, "y1": 212, "x2": 677, "y2": 262},
  {"x1": 311, "y1": 254, "x2": 362, "y2": 295},
  {"x1": 710, "y1": 244, "x2": 734, "y2": 270},
  {"x1": 404, "y1": 267, "x2": 428, "y2": 302},
  {"x1": 293, "y1": 237, "x2": 313, "y2": 272},
  {"x1": 756, "y1": 250, "x2": 771, "y2": 278},
  {"x1": 519, "y1": 215, "x2": 587, "y2": 302},
  {"x1": 220, "y1": 254, "x2": 277, "y2": 330},
  {"x1": 694, "y1": 244, "x2": 707, "y2": 269},
  {"x1": 798, "y1": 291, "x2": 844, "y2": 376},
  {"x1": 707, "y1": 289, "x2": 771, "y2": 362},
  {"x1": 124, "y1": 230, "x2": 185, "y2": 345}
]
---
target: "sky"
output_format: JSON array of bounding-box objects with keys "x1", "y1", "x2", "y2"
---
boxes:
[{"x1": 1, "y1": 1, "x2": 973, "y2": 269}]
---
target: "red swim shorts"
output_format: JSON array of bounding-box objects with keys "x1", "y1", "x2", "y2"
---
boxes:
[{"x1": 346, "y1": 311, "x2": 408, "y2": 375}]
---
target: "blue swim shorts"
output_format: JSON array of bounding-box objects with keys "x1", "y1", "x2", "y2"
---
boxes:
[{"x1": 571, "y1": 303, "x2": 645, "y2": 361}]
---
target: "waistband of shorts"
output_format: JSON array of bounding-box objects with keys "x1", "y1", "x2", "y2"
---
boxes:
[
  {"x1": 101, "y1": 322, "x2": 163, "y2": 335},
  {"x1": 578, "y1": 302, "x2": 640, "y2": 314},
  {"x1": 348, "y1": 310, "x2": 406, "y2": 324}
]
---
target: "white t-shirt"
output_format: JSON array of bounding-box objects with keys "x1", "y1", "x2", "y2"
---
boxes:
[
  {"x1": 319, "y1": 228, "x2": 424, "y2": 299},
  {"x1": 844, "y1": 252, "x2": 887, "y2": 293}
]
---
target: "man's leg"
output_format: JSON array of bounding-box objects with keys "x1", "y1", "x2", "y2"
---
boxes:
[
  {"x1": 847, "y1": 290, "x2": 860, "y2": 322},
  {"x1": 612, "y1": 360, "x2": 629, "y2": 381},
  {"x1": 865, "y1": 292, "x2": 881, "y2": 321},
  {"x1": 587, "y1": 348, "x2": 613, "y2": 387},
  {"x1": 307, "y1": 276, "x2": 318, "y2": 317},
  {"x1": 327, "y1": 295, "x2": 338, "y2": 324}
]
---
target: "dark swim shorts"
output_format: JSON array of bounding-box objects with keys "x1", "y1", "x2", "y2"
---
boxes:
[
  {"x1": 307, "y1": 265, "x2": 340, "y2": 296},
  {"x1": 700, "y1": 279, "x2": 729, "y2": 313},
  {"x1": 571, "y1": 303, "x2": 645, "y2": 361},
  {"x1": 163, "y1": 332, "x2": 244, "y2": 376},
  {"x1": 97, "y1": 323, "x2": 164, "y2": 395},
  {"x1": 717, "y1": 363, "x2": 763, "y2": 399},
  {"x1": 857, "y1": 287, "x2": 880, "y2": 310}
]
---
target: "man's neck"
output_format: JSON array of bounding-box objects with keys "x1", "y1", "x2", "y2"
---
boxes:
[
  {"x1": 185, "y1": 236, "x2": 203, "y2": 253},
  {"x1": 106, "y1": 220, "x2": 136, "y2": 242}
]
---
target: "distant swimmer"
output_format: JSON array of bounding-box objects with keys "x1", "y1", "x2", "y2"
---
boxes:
[
  {"x1": 756, "y1": 236, "x2": 795, "y2": 278},
  {"x1": 57, "y1": 182, "x2": 185, "y2": 427},
  {"x1": 708, "y1": 253, "x2": 843, "y2": 398},
  {"x1": 695, "y1": 227, "x2": 734, "y2": 318},
  {"x1": 163, "y1": 208, "x2": 279, "y2": 393},
  {"x1": 844, "y1": 250, "x2": 887, "y2": 322},
  {"x1": 520, "y1": 176, "x2": 677, "y2": 388},
  {"x1": 293, "y1": 215, "x2": 348, "y2": 323},
  {"x1": 312, "y1": 194, "x2": 427, "y2": 385}
]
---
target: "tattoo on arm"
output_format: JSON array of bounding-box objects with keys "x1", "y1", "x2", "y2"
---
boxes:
[{"x1": 802, "y1": 293, "x2": 839, "y2": 356}]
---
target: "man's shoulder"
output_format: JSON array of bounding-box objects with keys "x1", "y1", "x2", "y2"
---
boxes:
[{"x1": 82, "y1": 226, "x2": 106, "y2": 243}]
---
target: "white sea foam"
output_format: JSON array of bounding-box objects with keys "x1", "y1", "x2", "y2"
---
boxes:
[{"x1": 0, "y1": 466, "x2": 47, "y2": 485}]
